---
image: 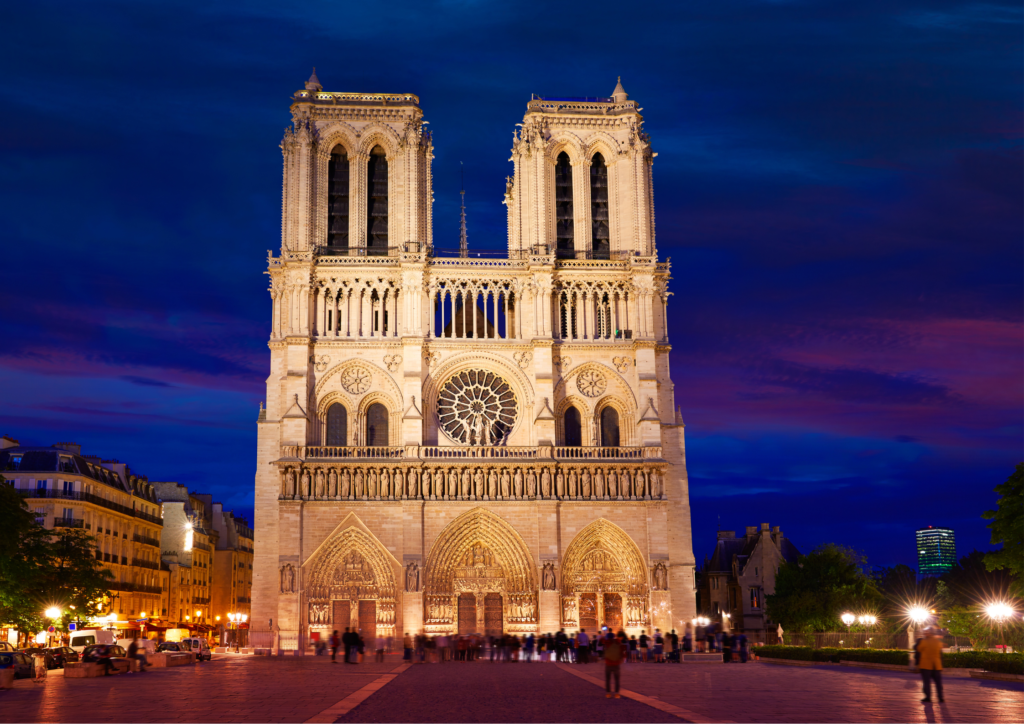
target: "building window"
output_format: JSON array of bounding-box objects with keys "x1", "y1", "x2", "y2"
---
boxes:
[
  {"x1": 365, "y1": 403, "x2": 389, "y2": 447},
  {"x1": 563, "y1": 406, "x2": 582, "y2": 447},
  {"x1": 326, "y1": 403, "x2": 347, "y2": 447},
  {"x1": 590, "y1": 153, "x2": 609, "y2": 259},
  {"x1": 713, "y1": 602, "x2": 720, "y2": 615},
  {"x1": 34, "y1": 508, "x2": 45, "y2": 525},
  {"x1": 63, "y1": 480, "x2": 74, "y2": 494},
  {"x1": 328, "y1": 147, "x2": 349, "y2": 250},
  {"x1": 7, "y1": 455, "x2": 22, "y2": 470},
  {"x1": 555, "y1": 152, "x2": 574, "y2": 258},
  {"x1": 36, "y1": 479, "x2": 46, "y2": 490},
  {"x1": 751, "y1": 588, "x2": 761, "y2": 609},
  {"x1": 600, "y1": 407, "x2": 620, "y2": 447},
  {"x1": 367, "y1": 146, "x2": 388, "y2": 254}
]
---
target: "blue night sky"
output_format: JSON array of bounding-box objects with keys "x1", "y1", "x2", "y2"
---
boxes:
[{"x1": 1, "y1": 1, "x2": 1020, "y2": 569}]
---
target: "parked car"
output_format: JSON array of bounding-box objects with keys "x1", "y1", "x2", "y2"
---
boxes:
[
  {"x1": 156, "y1": 641, "x2": 186, "y2": 653},
  {"x1": 0, "y1": 642, "x2": 15, "y2": 652},
  {"x1": 20, "y1": 647, "x2": 56, "y2": 670},
  {"x1": 184, "y1": 637, "x2": 212, "y2": 662},
  {"x1": 81, "y1": 644, "x2": 127, "y2": 662},
  {"x1": 0, "y1": 652, "x2": 34, "y2": 679},
  {"x1": 45, "y1": 646, "x2": 80, "y2": 668},
  {"x1": 69, "y1": 629, "x2": 115, "y2": 654}
]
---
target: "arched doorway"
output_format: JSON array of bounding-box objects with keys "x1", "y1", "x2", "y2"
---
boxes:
[
  {"x1": 424, "y1": 508, "x2": 537, "y2": 635},
  {"x1": 303, "y1": 520, "x2": 400, "y2": 641},
  {"x1": 560, "y1": 519, "x2": 650, "y2": 633}
]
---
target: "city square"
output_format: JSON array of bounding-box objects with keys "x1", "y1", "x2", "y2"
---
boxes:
[{"x1": 1, "y1": 0, "x2": 1021, "y2": 722}]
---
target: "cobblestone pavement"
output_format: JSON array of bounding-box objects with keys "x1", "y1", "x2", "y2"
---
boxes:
[{"x1": 0, "y1": 655, "x2": 1019, "y2": 723}]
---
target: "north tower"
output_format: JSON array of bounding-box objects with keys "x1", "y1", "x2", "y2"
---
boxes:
[{"x1": 250, "y1": 73, "x2": 696, "y2": 651}]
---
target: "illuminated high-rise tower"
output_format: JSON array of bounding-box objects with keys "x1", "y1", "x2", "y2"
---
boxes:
[{"x1": 916, "y1": 526, "x2": 956, "y2": 575}]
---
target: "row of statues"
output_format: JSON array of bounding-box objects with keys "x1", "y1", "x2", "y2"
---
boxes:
[{"x1": 281, "y1": 464, "x2": 666, "y2": 501}]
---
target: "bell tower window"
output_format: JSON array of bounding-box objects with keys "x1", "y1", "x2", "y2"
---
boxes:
[
  {"x1": 600, "y1": 407, "x2": 620, "y2": 447},
  {"x1": 555, "y1": 152, "x2": 574, "y2": 259},
  {"x1": 326, "y1": 403, "x2": 347, "y2": 446},
  {"x1": 563, "y1": 406, "x2": 582, "y2": 447},
  {"x1": 328, "y1": 148, "x2": 349, "y2": 250},
  {"x1": 590, "y1": 153, "x2": 609, "y2": 259},
  {"x1": 366, "y1": 403, "x2": 389, "y2": 446},
  {"x1": 367, "y1": 146, "x2": 389, "y2": 255}
]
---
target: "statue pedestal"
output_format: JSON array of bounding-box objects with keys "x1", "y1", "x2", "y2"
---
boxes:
[{"x1": 539, "y1": 590, "x2": 560, "y2": 633}]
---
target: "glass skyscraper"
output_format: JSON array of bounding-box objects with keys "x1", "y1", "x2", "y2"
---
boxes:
[{"x1": 916, "y1": 527, "x2": 956, "y2": 575}]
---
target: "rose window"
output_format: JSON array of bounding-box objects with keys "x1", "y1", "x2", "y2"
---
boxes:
[
  {"x1": 341, "y1": 366, "x2": 371, "y2": 394},
  {"x1": 437, "y1": 370, "x2": 518, "y2": 446},
  {"x1": 576, "y1": 370, "x2": 607, "y2": 397}
]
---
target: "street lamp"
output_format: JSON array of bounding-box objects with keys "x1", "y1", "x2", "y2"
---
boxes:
[
  {"x1": 985, "y1": 602, "x2": 1014, "y2": 652},
  {"x1": 908, "y1": 606, "x2": 930, "y2": 625},
  {"x1": 45, "y1": 607, "x2": 61, "y2": 620}
]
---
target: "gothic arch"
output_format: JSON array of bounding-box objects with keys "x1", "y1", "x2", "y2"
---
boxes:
[
  {"x1": 555, "y1": 394, "x2": 591, "y2": 447},
  {"x1": 316, "y1": 122, "x2": 360, "y2": 160},
  {"x1": 423, "y1": 351, "x2": 535, "y2": 446},
  {"x1": 357, "y1": 123, "x2": 402, "y2": 160},
  {"x1": 544, "y1": 132, "x2": 586, "y2": 165},
  {"x1": 424, "y1": 508, "x2": 536, "y2": 595},
  {"x1": 560, "y1": 518, "x2": 651, "y2": 629},
  {"x1": 301, "y1": 513, "x2": 401, "y2": 634},
  {"x1": 315, "y1": 392, "x2": 356, "y2": 446},
  {"x1": 315, "y1": 358, "x2": 403, "y2": 405},
  {"x1": 593, "y1": 395, "x2": 635, "y2": 447},
  {"x1": 584, "y1": 133, "x2": 622, "y2": 164},
  {"x1": 554, "y1": 362, "x2": 638, "y2": 443},
  {"x1": 357, "y1": 391, "x2": 400, "y2": 446}
]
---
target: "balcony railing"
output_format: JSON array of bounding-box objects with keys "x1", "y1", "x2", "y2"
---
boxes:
[
  {"x1": 235, "y1": 596, "x2": 251, "y2": 604},
  {"x1": 284, "y1": 445, "x2": 662, "y2": 461},
  {"x1": 17, "y1": 489, "x2": 162, "y2": 526},
  {"x1": 133, "y1": 534, "x2": 160, "y2": 547},
  {"x1": 52, "y1": 517, "x2": 84, "y2": 528},
  {"x1": 193, "y1": 597, "x2": 210, "y2": 605},
  {"x1": 135, "y1": 584, "x2": 163, "y2": 595},
  {"x1": 132, "y1": 558, "x2": 159, "y2": 570},
  {"x1": 192, "y1": 541, "x2": 211, "y2": 552}
]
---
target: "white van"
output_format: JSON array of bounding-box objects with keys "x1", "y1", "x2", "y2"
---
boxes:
[
  {"x1": 69, "y1": 629, "x2": 115, "y2": 654},
  {"x1": 184, "y1": 637, "x2": 212, "y2": 661}
]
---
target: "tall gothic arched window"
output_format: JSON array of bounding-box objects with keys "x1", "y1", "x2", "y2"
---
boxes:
[
  {"x1": 563, "y1": 406, "x2": 582, "y2": 447},
  {"x1": 366, "y1": 403, "x2": 389, "y2": 446},
  {"x1": 590, "y1": 153, "x2": 609, "y2": 259},
  {"x1": 328, "y1": 146, "x2": 349, "y2": 250},
  {"x1": 326, "y1": 403, "x2": 347, "y2": 446},
  {"x1": 600, "y1": 407, "x2": 620, "y2": 447},
  {"x1": 367, "y1": 145, "x2": 388, "y2": 255},
  {"x1": 555, "y1": 152, "x2": 574, "y2": 258}
]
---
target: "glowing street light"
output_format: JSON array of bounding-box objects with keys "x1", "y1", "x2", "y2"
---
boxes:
[
  {"x1": 908, "y1": 606, "x2": 930, "y2": 625},
  {"x1": 985, "y1": 602, "x2": 1015, "y2": 652},
  {"x1": 858, "y1": 615, "x2": 877, "y2": 627},
  {"x1": 45, "y1": 607, "x2": 61, "y2": 620},
  {"x1": 841, "y1": 613, "x2": 855, "y2": 627}
]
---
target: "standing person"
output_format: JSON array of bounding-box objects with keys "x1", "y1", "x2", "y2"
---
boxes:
[
  {"x1": 916, "y1": 628, "x2": 945, "y2": 704},
  {"x1": 403, "y1": 632, "x2": 413, "y2": 662},
  {"x1": 342, "y1": 627, "x2": 355, "y2": 664},
  {"x1": 683, "y1": 623, "x2": 693, "y2": 653},
  {"x1": 694, "y1": 620, "x2": 705, "y2": 652},
  {"x1": 638, "y1": 630, "x2": 649, "y2": 662},
  {"x1": 555, "y1": 629, "x2": 567, "y2": 662},
  {"x1": 330, "y1": 630, "x2": 340, "y2": 664},
  {"x1": 603, "y1": 632, "x2": 623, "y2": 699},
  {"x1": 356, "y1": 632, "x2": 365, "y2": 663},
  {"x1": 375, "y1": 634, "x2": 385, "y2": 662},
  {"x1": 576, "y1": 629, "x2": 590, "y2": 664},
  {"x1": 653, "y1": 630, "x2": 664, "y2": 663},
  {"x1": 524, "y1": 633, "x2": 535, "y2": 662},
  {"x1": 32, "y1": 651, "x2": 47, "y2": 683}
]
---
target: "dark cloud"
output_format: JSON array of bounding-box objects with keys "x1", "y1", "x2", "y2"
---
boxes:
[{"x1": 0, "y1": 0, "x2": 1019, "y2": 568}]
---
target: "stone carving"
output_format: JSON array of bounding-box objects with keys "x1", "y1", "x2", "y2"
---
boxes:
[
  {"x1": 279, "y1": 563, "x2": 295, "y2": 593},
  {"x1": 313, "y1": 355, "x2": 331, "y2": 373},
  {"x1": 423, "y1": 350, "x2": 441, "y2": 369},
  {"x1": 328, "y1": 469, "x2": 338, "y2": 497},
  {"x1": 513, "y1": 350, "x2": 533, "y2": 369},
  {"x1": 309, "y1": 602, "x2": 329, "y2": 624},
  {"x1": 612, "y1": 356, "x2": 630, "y2": 373},
  {"x1": 576, "y1": 369, "x2": 607, "y2": 397},
  {"x1": 542, "y1": 562, "x2": 557, "y2": 591},
  {"x1": 652, "y1": 562, "x2": 669, "y2": 591},
  {"x1": 383, "y1": 354, "x2": 402, "y2": 373},
  {"x1": 562, "y1": 596, "x2": 577, "y2": 625},
  {"x1": 553, "y1": 355, "x2": 572, "y2": 371},
  {"x1": 405, "y1": 562, "x2": 420, "y2": 592},
  {"x1": 315, "y1": 469, "x2": 325, "y2": 498},
  {"x1": 301, "y1": 469, "x2": 312, "y2": 497},
  {"x1": 437, "y1": 369, "x2": 518, "y2": 446},
  {"x1": 341, "y1": 366, "x2": 371, "y2": 394}
]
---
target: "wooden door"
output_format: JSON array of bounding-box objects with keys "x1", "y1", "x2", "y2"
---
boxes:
[
  {"x1": 458, "y1": 593, "x2": 477, "y2": 634},
  {"x1": 579, "y1": 593, "x2": 598, "y2": 631},
  {"x1": 484, "y1": 593, "x2": 503, "y2": 637},
  {"x1": 332, "y1": 600, "x2": 351, "y2": 630},
  {"x1": 358, "y1": 600, "x2": 376, "y2": 639},
  {"x1": 603, "y1": 593, "x2": 622, "y2": 631}
]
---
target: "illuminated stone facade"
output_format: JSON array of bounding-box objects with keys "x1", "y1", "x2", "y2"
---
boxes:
[{"x1": 250, "y1": 73, "x2": 696, "y2": 650}]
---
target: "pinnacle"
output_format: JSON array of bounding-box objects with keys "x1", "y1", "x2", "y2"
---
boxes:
[
  {"x1": 305, "y1": 67, "x2": 323, "y2": 92},
  {"x1": 611, "y1": 76, "x2": 628, "y2": 102}
]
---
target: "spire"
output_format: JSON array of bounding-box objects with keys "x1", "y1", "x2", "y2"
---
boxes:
[
  {"x1": 611, "y1": 76, "x2": 628, "y2": 102},
  {"x1": 305, "y1": 67, "x2": 322, "y2": 92},
  {"x1": 459, "y1": 162, "x2": 468, "y2": 258}
]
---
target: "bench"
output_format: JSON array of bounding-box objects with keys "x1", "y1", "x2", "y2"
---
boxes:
[
  {"x1": 680, "y1": 652, "x2": 725, "y2": 663},
  {"x1": 149, "y1": 652, "x2": 194, "y2": 667}
]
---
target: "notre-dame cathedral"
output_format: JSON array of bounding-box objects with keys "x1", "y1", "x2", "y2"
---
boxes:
[{"x1": 250, "y1": 71, "x2": 697, "y2": 650}]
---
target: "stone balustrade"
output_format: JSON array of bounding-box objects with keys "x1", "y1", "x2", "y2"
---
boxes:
[{"x1": 282, "y1": 445, "x2": 661, "y2": 461}]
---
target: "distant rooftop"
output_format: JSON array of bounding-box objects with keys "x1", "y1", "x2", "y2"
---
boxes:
[{"x1": 531, "y1": 94, "x2": 613, "y2": 103}]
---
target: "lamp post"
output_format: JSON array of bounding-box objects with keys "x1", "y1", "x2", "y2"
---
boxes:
[
  {"x1": 45, "y1": 607, "x2": 61, "y2": 647},
  {"x1": 985, "y1": 602, "x2": 1014, "y2": 653},
  {"x1": 907, "y1": 606, "x2": 930, "y2": 650},
  {"x1": 858, "y1": 615, "x2": 876, "y2": 648}
]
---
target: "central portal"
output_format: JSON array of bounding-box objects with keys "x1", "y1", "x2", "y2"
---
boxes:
[
  {"x1": 484, "y1": 593, "x2": 503, "y2": 637},
  {"x1": 458, "y1": 594, "x2": 476, "y2": 634}
]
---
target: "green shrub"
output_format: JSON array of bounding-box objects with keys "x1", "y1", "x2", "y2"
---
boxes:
[
  {"x1": 755, "y1": 645, "x2": 815, "y2": 661},
  {"x1": 758, "y1": 646, "x2": 1022, "y2": 674},
  {"x1": 944, "y1": 651, "x2": 1023, "y2": 675},
  {"x1": 838, "y1": 649, "x2": 910, "y2": 665}
]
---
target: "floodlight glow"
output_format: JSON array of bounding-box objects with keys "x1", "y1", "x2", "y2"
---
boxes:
[
  {"x1": 908, "y1": 606, "x2": 929, "y2": 624},
  {"x1": 841, "y1": 612, "x2": 855, "y2": 626},
  {"x1": 986, "y1": 602, "x2": 1014, "y2": 623},
  {"x1": 45, "y1": 607, "x2": 61, "y2": 620}
]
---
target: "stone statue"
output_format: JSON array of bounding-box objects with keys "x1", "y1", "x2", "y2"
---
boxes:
[
  {"x1": 542, "y1": 562, "x2": 556, "y2": 591},
  {"x1": 568, "y1": 468, "x2": 579, "y2": 498},
  {"x1": 487, "y1": 468, "x2": 498, "y2": 498},
  {"x1": 368, "y1": 469, "x2": 378, "y2": 498},
  {"x1": 562, "y1": 597, "x2": 577, "y2": 624},
  {"x1": 582, "y1": 469, "x2": 592, "y2": 498},
  {"x1": 405, "y1": 563, "x2": 419, "y2": 592},
  {"x1": 474, "y1": 468, "x2": 485, "y2": 498},
  {"x1": 651, "y1": 469, "x2": 662, "y2": 498},
  {"x1": 461, "y1": 469, "x2": 471, "y2": 498},
  {"x1": 527, "y1": 469, "x2": 537, "y2": 497},
  {"x1": 595, "y1": 468, "x2": 605, "y2": 498},
  {"x1": 608, "y1": 469, "x2": 618, "y2": 498},
  {"x1": 381, "y1": 468, "x2": 391, "y2": 498},
  {"x1": 394, "y1": 468, "x2": 404, "y2": 498},
  {"x1": 355, "y1": 469, "x2": 365, "y2": 498},
  {"x1": 407, "y1": 468, "x2": 418, "y2": 498},
  {"x1": 513, "y1": 468, "x2": 523, "y2": 498},
  {"x1": 447, "y1": 468, "x2": 457, "y2": 499},
  {"x1": 556, "y1": 469, "x2": 565, "y2": 498},
  {"x1": 284, "y1": 470, "x2": 296, "y2": 497},
  {"x1": 341, "y1": 469, "x2": 351, "y2": 498},
  {"x1": 652, "y1": 562, "x2": 668, "y2": 590},
  {"x1": 301, "y1": 469, "x2": 311, "y2": 497},
  {"x1": 500, "y1": 468, "x2": 511, "y2": 498},
  {"x1": 541, "y1": 468, "x2": 552, "y2": 498},
  {"x1": 280, "y1": 564, "x2": 295, "y2": 593},
  {"x1": 329, "y1": 469, "x2": 338, "y2": 497},
  {"x1": 315, "y1": 469, "x2": 325, "y2": 498}
]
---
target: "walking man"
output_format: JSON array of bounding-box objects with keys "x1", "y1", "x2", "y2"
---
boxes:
[
  {"x1": 329, "y1": 630, "x2": 340, "y2": 663},
  {"x1": 577, "y1": 628, "x2": 590, "y2": 664},
  {"x1": 342, "y1": 627, "x2": 356, "y2": 664},
  {"x1": 916, "y1": 627, "x2": 944, "y2": 703},
  {"x1": 603, "y1": 632, "x2": 623, "y2": 698}
]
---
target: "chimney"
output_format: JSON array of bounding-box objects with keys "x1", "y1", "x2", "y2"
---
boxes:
[
  {"x1": 761, "y1": 523, "x2": 770, "y2": 532},
  {"x1": 53, "y1": 442, "x2": 82, "y2": 455},
  {"x1": 745, "y1": 526, "x2": 758, "y2": 537},
  {"x1": 717, "y1": 531, "x2": 735, "y2": 540}
]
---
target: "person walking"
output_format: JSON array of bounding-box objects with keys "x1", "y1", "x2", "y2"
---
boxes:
[
  {"x1": 375, "y1": 634, "x2": 385, "y2": 663},
  {"x1": 638, "y1": 630, "x2": 649, "y2": 662},
  {"x1": 576, "y1": 629, "x2": 590, "y2": 664},
  {"x1": 403, "y1": 632, "x2": 413, "y2": 662},
  {"x1": 342, "y1": 627, "x2": 356, "y2": 664},
  {"x1": 603, "y1": 632, "x2": 624, "y2": 698},
  {"x1": 330, "y1": 630, "x2": 340, "y2": 664},
  {"x1": 916, "y1": 627, "x2": 945, "y2": 703},
  {"x1": 32, "y1": 651, "x2": 47, "y2": 683}
]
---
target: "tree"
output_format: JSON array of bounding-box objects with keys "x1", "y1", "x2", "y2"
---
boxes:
[
  {"x1": 982, "y1": 464, "x2": 1023, "y2": 596},
  {"x1": 940, "y1": 606, "x2": 993, "y2": 650},
  {"x1": 942, "y1": 550, "x2": 1018, "y2": 607},
  {"x1": 766, "y1": 544, "x2": 883, "y2": 633},
  {"x1": 0, "y1": 477, "x2": 111, "y2": 639}
]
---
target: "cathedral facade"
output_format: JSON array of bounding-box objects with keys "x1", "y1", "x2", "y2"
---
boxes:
[{"x1": 250, "y1": 72, "x2": 697, "y2": 650}]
